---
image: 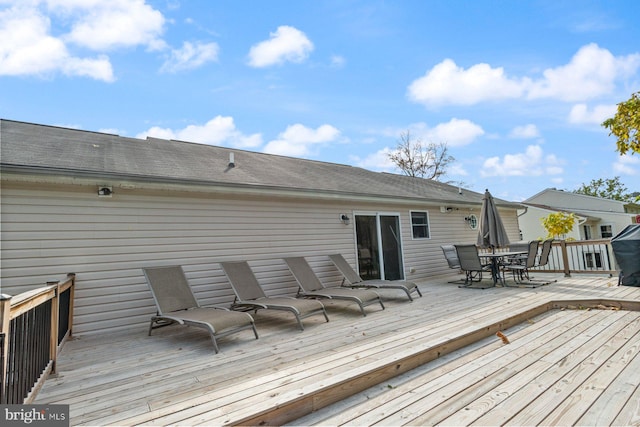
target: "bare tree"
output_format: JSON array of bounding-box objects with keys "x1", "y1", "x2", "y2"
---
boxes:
[{"x1": 388, "y1": 130, "x2": 454, "y2": 180}]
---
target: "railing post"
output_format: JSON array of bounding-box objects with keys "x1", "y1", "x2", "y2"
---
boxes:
[
  {"x1": 47, "y1": 281, "x2": 60, "y2": 375},
  {"x1": 560, "y1": 240, "x2": 571, "y2": 277},
  {"x1": 0, "y1": 294, "x2": 12, "y2": 403},
  {"x1": 67, "y1": 273, "x2": 76, "y2": 340},
  {"x1": 605, "y1": 239, "x2": 614, "y2": 276}
]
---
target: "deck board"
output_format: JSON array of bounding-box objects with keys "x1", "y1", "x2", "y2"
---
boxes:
[
  {"x1": 33, "y1": 273, "x2": 640, "y2": 426},
  {"x1": 474, "y1": 311, "x2": 640, "y2": 426},
  {"x1": 354, "y1": 310, "x2": 618, "y2": 426}
]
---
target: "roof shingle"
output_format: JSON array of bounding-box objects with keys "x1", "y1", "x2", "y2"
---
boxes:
[{"x1": 0, "y1": 119, "x2": 520, "y2": 207}]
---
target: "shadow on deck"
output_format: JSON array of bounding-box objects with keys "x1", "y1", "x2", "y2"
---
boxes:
[{"x1": 35, "y1": 274, "x2": 640, "y2": 426}]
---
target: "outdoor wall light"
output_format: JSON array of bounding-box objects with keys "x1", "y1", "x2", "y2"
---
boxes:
[
  {"x1": 340, "y1": 214, "x2": 350, "y2": 225},
  {"x1": 97, "y1": 186, "x2": 113, "y2": 197}
]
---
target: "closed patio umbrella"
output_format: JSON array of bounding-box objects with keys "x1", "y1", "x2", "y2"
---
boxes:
[{"x1": 477, "y1": 189, "x2": 510, "y2": 252}]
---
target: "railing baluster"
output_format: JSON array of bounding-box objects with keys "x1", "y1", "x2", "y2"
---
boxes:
[
  {"x1": 0, "y1": 275, "x2": 75, "y2": 404},
  {"x1": 526, "y1": 239, "x2": 616, "y2": 276}
]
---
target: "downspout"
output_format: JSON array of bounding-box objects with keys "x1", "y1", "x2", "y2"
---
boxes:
[{"x1": 516, "y1": 206, "x2": 528, "y2": 241}]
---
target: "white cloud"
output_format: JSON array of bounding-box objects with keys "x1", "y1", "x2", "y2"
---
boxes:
[
  {"x1": 330, "y1": 55, "x2": 346, "y2": 68},
  {"x1": 0, "y1": 4, "x2": 114, "y2": 81},
  {"x1": 528, "y1": 43, "x2": 640, "y2": 101},
  {"x1": 136, "y1": 116, "x2": 263, "y2": 148},
  {"x1": 160, "y1": 41, "x2": 219, "y2": 73},
  {"x1": 407, "y1": 59, "x2": 528, "y2": 106},
  {"x1": 263, "y1": 124, "x2": 341, "y2": 156},
  {"x1": 568, "y1": 103, "x2": 617, "y2": 125},
  {"x1": 57, "y1": 0, "x2": 167, "y2": 51},
  {"x1": 354, "y1": 146, "x2": 470, "y2": 177},
  {"x1": 613, "y1": 154, "x2": 639, "y2": 175},
  {"x1": 0, "y1": 0, "x2": 170, "y2": 81},
  {"x1": 408, "y1": 44, "x2": 640, "y2": 106},
  {"x1": 354, "y1": 119, "x2": 483, "y2": 173},
  {"x1": 427, "y1": 118, "x2": 485, "y2": 146},
  {"x1": 352, "y1": 147, "x2": 395, "y2": 171},
  {"x1": 481, "y1": 145, "x2": 564, "y2": 177},
  {"x1": 509, "y1": 124, "x2": 540, "y2": 139},
  {"x1": 447, "y1": 162, "x2": 468, "y2": 176},
  {"x1": 247, "y1": 26, "x2": 314, "y2": 68},
  {"x1": 398, "y1": 119, "x2": 485, "y2": 147}
]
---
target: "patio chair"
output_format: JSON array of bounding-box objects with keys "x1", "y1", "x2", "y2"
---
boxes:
[
  {"x1": 283, "y1": 257, "x2": 385, "y2": 316},
  {"x1": 441, "y1": 245, "x2": 467, "y2": 284},
  {"x1": 454, "y1": 244, "x2": 493, "y2": 288},
  {"x1": 441, "y1": 245, "x2": 460, "y2": 270},
  {"x1": 506, "y1": 241, "x2": 530, "y2": 263},
  {"x1": 220, "y1": 261, "x2": 329, "y2": 330},
  {"x1": 537, "y1": 239, "x2": 553, "y2": 268},
  {"x1": 520, "y1": 239, "x2": 557, "y2": 287},
  {"x1": 143, "y1": 266, "x2": 258, "y2": 353},
  {"x1": 503, "y1": 240, "x2": 539, "y2": 286},
  {"x1": 508, "y1": 241, "x2": 530, "y2": 252},
  {"x1": 328, "y1": 254, "x2": 422, "y2": 301}
]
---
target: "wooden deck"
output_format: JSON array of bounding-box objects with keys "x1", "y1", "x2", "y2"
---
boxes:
[{"x1": 34, "y1": 274, "x2": 640, "y2": 426}]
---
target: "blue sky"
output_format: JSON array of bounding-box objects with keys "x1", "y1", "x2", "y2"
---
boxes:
[{"x1": 1, "y1": 0, "x2": 639, "y2": 201}]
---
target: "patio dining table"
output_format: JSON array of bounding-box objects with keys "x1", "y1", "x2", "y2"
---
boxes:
[{"x1": 481, "y1": 250, "x2": 528, "y2": 286}]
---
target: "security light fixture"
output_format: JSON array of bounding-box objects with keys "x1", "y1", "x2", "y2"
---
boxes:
[{"x1": 98, "y1": 186, "x2": 112, "y2": 197}]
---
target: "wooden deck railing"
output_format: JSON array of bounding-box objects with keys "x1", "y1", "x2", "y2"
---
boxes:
[
  {"x1": 0, "y1": 273, "x2": 75, "y2": 404},
  {"x1": 482, "y1": 239, "x2": 617, "y2": 277},
  {"x1": 532, "y1": 239, "x2": 617, "y2": 276}
]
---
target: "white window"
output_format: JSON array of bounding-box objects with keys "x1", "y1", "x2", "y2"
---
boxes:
[
  {"x1": 410, "y1": 211, "x2": 430, "y2": 239},
  {"x1": 600, "y1": 225, "x2": 613, "y2": 238},
  {"x1": 583, "y1": 225, "x2": 592, "y2": 240}
]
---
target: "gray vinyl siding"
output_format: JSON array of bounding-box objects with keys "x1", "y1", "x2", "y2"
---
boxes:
[
  {"x1": 396, "y1": 206, "x2": 520, "y2": 280},
  {"x1": 1, "y1": 181, "x2": 520, "y2": 336},
  {"x1": 1, "y1": 183, "x2": 351, "y2": 334}
]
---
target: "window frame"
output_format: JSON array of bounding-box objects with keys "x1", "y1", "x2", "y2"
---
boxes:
[
  {"x1": 410, "y1": 210, "x2": 431, "y2": 240},
  {"x1": 584, "y1": 252, "x2": 603, "y2": 268},
  {"x1": 599, "y1": 224, "x2": 613, "y2": 239},
  {"x1": 467, "y1": 214, "x2": 478, "y2": 230}
]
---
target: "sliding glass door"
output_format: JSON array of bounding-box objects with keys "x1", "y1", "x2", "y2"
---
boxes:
[{"x1": 355, "y1": 213, "x2": 404, "y2": 280}]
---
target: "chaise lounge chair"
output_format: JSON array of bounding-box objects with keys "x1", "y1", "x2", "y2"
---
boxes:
[
  {"x1": 283, "y1": 257, "x2": 385, "y2": 316},
  {"x1": 143, "y1": 265, "x2": 258, "y2": 353},
  {"x1": 328, "y1": 254, "x2": 422, "y2": 301},
  {"x1": 220, "y1": 261, "x2": 329, "y2": 330}
]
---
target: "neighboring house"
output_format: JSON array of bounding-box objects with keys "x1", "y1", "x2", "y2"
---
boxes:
[
  {"x1": 519, "y1": 188, "x2": 639, "y2": 241},
  {"x1": 1, "y1": 119, "x2": 522, "y2": 335}
]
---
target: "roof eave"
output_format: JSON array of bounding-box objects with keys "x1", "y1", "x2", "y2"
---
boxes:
[{"x1": 1, "y1": 164, "x2": 523, "y2": 209}]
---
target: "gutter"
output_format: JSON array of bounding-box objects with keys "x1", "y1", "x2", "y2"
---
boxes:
[
  {"x1": 517, "y1": 205, "x2": 528, "y2": 217},
  {"x1": 1, "y1": 164, "x2": 524, "y2": 210},
  {"x1": 0, "y1": 167, "x2": 476, "y2": 208}
]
